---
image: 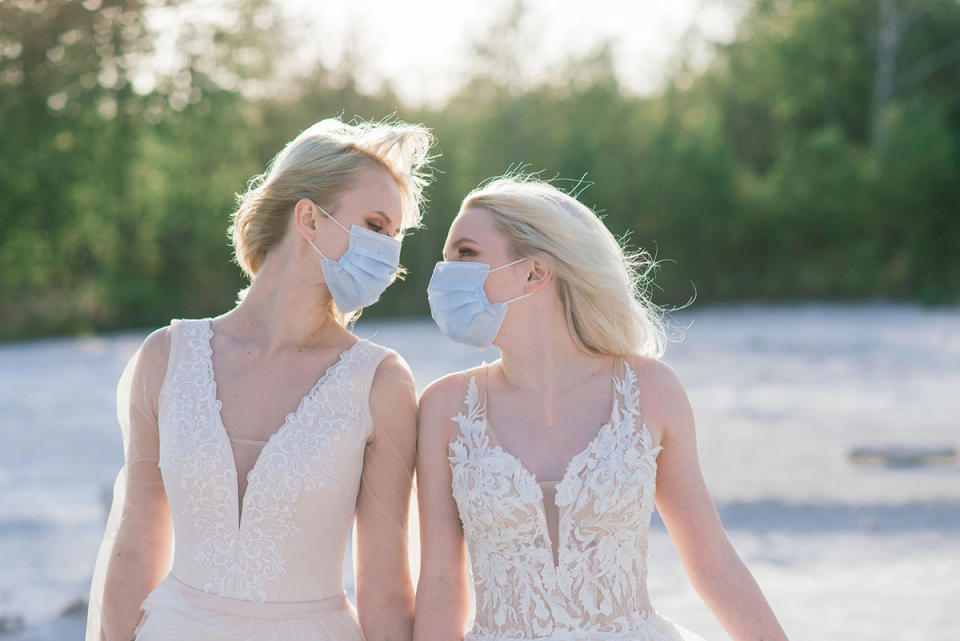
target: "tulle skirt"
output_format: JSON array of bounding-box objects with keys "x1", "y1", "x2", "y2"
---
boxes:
[
  {"x1": 134, "y1": 575, "x2": 364, "y2": 641},
  {"x1": 464, "y1": 610, "x2": 707, "y2": 641}
]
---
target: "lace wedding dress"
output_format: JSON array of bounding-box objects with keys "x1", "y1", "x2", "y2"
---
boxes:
[
  {"x1": 448, "y1": 362, "x2": 706, "y2": 641},
  {"x1": 87, "y1": 318, "x2": 401, "y2": 641}
]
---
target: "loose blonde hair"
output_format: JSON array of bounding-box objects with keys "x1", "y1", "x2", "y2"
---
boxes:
[
  {"x1": 229, "y1": 117, "x2": 434, "y2": 324},
  {"x1": 462, "y1": 175, "x2": 666, "y2": 358}
]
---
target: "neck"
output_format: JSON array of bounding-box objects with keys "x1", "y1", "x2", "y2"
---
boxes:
[
  {"x1": 222, "y1": 245, "x2": 351, "y2": 352},
  {"x1": 494, "y1": 295, "x2": 610, "y2": 393}
]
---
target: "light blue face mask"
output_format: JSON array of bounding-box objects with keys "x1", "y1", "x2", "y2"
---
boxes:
[
  {"x1": 307, "y1": 204, "x2": 401, "y2": 314},
  {"x1": 427, "y1": 258, "x2": 532, "y2": 348}
]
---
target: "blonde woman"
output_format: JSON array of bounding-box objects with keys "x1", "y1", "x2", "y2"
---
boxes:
[
  {"x1": 86, "y1": 118, "x2": 433, "y2": 641},
  {"x1": 415, "y1": 177, "x2": 788, "y2": 641}
]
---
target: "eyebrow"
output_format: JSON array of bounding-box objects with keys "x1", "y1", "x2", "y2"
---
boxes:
[
  {"x1": 443, "y1": 237, "x2": 477, "y2": 260},
  {"x1": 370, "y1": 210, "x2": 395, "y2": 228}
]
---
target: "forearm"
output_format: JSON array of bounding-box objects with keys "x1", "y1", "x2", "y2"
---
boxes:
[
  {"x1": 359, "y1": 588, "x2": 415, "y2": 641},
  {"x1": 98, "y1": 541, "x2": 168, "y2": 641},
  {"x1": 689, "y1": 545, "x2": 788, "y2": 641},
  {"x1": 413, "y1": 575, "x2": 469, "y2": 641}
]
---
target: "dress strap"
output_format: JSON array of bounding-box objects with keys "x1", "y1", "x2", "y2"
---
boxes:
[
  {"x1": 481, "y1": 361, "x2": 491, "y2": 410},
  {"x1": 459, "y1": 362, "x2": 491, "y2": 413},
  {"x1": 160, "y1": 318, "x2": 205, "y2": 395},
  {"x1": 450, "y1": 363, "x2": 491, "y2": 450},
  {"x1": 614, "y1": 355, "x2": 647, "y2": 431},
  {"x1": 613, "y1": 355, "x2": 622, "y2": 396},
  {"x1": 160, "y1": 319, "x2": 183, "y2": 393}
]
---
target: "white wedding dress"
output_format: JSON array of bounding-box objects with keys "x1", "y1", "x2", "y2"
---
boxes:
[
  {"x1": 87, "y1": 318, "x2": 402, "y2": 641},
  {"x1": 447, "y1": 362, "x2": 706, "y2": 641}
]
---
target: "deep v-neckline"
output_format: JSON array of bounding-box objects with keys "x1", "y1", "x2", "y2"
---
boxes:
[
  {"x1": 476, "y1": 361, "x2": 623, "y2": 573},
  {"x1": 202, "y1": 319, "x2": 364, "y2": 527},
  {"x1": 479, "y1": 361, "x2": 620, "y2": 491}
]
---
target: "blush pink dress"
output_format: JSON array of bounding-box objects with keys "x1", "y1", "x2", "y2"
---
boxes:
[{"x1": 88, "y1": 318, "x2": 399, "y2": 641}]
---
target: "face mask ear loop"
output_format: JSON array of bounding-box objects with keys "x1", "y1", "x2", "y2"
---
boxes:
[
  {"x1": 489, "y1": 257, "x2": 528, "y2": 273},
  {"x1": 314, "y1": 202, "x2": 351, "y2": 234},
  {"x1": 490, "y1": 257, "x2": 534, "y2": 305},
  {"x1": 307, "y1": 238, "x2": 329, "y2": 261},
  {"x1": 502, "y1": 291, "x2": 534, "y2": 305},
  {"x1": 308, "y1": 202, "x2": 349, "y2": 261}
]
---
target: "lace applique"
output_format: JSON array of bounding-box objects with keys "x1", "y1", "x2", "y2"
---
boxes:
[
  {"x1": 159, "y1": 320, "x2": 373, "y2": 602},
  {"x1": 232, "y1": 339, "x2": 370, "y2": 600},
  {"x1": 449, "y1": 379, "x2": 556, "y2": 637},
  {"x1": 448, "y1": 363, "x2": 664, "y2": 638},
  {"x1": 159, "y1": 321, "x2": 238, "y2": 589}
]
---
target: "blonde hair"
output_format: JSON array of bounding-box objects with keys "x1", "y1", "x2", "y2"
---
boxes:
[
  {"x1": 229, "y1": 117, "x2": 434, "y2": 324},
  {"x1": 462, "y1": 176, "x2": 666, "y2": 358}
]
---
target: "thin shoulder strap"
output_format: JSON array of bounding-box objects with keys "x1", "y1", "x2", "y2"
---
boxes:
[
  {"x1": 617, "y1": 355, "x2": 645, "y2": 425},
  {"x1": 160, "y1": 319, "x2": 187, "y2": 391},
  {"x1": 459, "y1": 362, "x2": 490, "y2": 409},
  {"x1": 450, "y1": 364, "x2": 490, "y2": 449},
  {"x1": 480, "y1": 361, "x2": 491, "y2": 409}
]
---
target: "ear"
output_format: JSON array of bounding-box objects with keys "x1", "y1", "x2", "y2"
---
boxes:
[
  {"x1": 524, "y1": 256, "x2": 554, "y2": 294},
  {"x1": 293, "y1": 198, "x2": 320, "y2": 241}
]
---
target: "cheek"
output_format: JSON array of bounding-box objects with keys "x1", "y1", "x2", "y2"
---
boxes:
[
  {"x1": 319, "y1": 228, "x2": 350, "y2": 258},
  {"x1": 482, "y1": 275, "x2": 512, "y2": 304}
]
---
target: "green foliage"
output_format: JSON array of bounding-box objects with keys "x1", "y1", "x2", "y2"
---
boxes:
[{"x1": 1, "y1": 0, "x2": 958, "y2": 338}]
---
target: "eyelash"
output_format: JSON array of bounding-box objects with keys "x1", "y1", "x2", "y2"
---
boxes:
[
  {"x1": 458, "y1": 247, "x2": 476, "y2": 257},
  {"x1": 366, "y1": 220, "x2": 383, "y2": 233}
]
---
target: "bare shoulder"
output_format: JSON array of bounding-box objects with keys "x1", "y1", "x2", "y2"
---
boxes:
[
  {"x1": 367, "y1": 351, "x2": 418, "y2": 447},
  {"x1": 135, "y1": 325, "x2": 175, "y2": 388},
  {"x1": 628, "y1": 355, "x2": 687, "y2": 399},
  {"x1": 140, "y1": 325, "x2": 172, "y2": 360},
  {"x1": 369, "y1": 351, "x2": 417, "y2": 423},
  {"x1": 418, "y1": 370, "x2": 476, "y2": 442},
  {"x1": 420, "y1": 370, "x2": 474, "y2": 413},
  {"x1": 371, "y1": 350, "x2": 416, "y2": 393},
  {"x1": 626, "y1": 355, "x2": 694, "y2": 441}
]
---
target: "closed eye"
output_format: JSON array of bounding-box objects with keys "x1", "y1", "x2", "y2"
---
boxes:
[{"x1": 366, "y1": 220, "x2": 384, "y2": 233}]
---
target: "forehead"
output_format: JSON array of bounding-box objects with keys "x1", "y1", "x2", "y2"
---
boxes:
[
  {"x1": 446, "y1": 206, "x2": 509, "y2": 246},
  {"x1": 340, "y1": 166, "x2": 403, "y2": 217}
]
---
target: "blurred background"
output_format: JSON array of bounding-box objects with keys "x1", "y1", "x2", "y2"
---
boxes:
[
  {"x1": 0, "y1": 0, "x2": 958, "y2": 639},
  {"x1": 2, "y1": 0, "x2": 959, "y2": 334}
]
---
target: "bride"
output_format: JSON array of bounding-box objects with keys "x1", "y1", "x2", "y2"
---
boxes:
[
  {"x1": 415, "y1": 176, "x2": 789, "y2": 640},
  {"x1": 86, "y1": 117, "x2": 433, "y2": 641}
]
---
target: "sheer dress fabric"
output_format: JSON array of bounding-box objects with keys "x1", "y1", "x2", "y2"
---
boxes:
[
  {"x1": 447, "y1": 362, "x2": 707, "y2": 641},
  {"x1": 86, "y1": 318, "x2": 414, "y2": 641}
]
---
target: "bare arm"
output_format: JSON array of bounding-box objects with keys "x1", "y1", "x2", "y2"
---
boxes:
[
  {"x1": 644, "y1": 359, "x2": 789, "y2": 641},
  {"x1": 355, "y1": 353, "x2": 418, "y2": 641},
  {"x1": 87, "y1": 328, "x2": 174, "y2": 641},
  {"x1": 413, "y1": 376, "x2": 471, "y2": 641}
]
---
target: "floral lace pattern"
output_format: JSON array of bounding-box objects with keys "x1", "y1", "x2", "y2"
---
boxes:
[
  {"x1": 158, "y1": 319, "x2": 374, "y2": 602},
  {"x1": 448, "y1": 363, "x2": 665, "y2": 639}
]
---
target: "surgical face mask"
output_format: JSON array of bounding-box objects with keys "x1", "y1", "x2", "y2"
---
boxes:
[
  {"x1": 427, "y1": 258, "x2": 532, "y2": 348},
  {"x1": 307, "y1": 204, "x2": 401, "y2": 314}
]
